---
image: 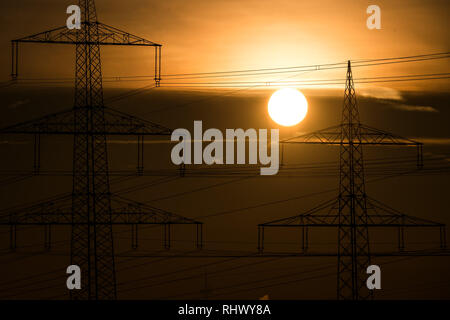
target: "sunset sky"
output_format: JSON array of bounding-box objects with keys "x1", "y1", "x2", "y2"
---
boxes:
[
  {"x1": 0, "y1": 0, "x2": 449, "y2": 91},
  {"x1": 0, "y1": 0, "x2": 449, "y2": 300}
]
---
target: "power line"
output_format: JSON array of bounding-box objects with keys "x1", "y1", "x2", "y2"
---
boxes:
[
  {"x1": 160, "y1": 76, "x2": 450, "y2": 88},
  {"x1": 159, "y1": 263, "x2": 336, "y2": 299},
  {"x1": 160, "y1": 72, "x2": 450, "y2": 86},
  {"x1": 12, "y1": 52, "x2": 450, "y2": 83},
  {"x1": 108, "y1": 52, "x2": 450, "y2": 80}
]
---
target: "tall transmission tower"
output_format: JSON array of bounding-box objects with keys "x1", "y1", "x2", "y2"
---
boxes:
[
  {"x1": 257, "y1": 61, "x2": 446, "y2": 300},
  {"x1": 0, "y1": 0, "x2": 202, "y2": 300}
]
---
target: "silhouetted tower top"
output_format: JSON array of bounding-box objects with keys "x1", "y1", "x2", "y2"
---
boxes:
[{"x1": 342, "y1": 60, "x2": 360, "y2": 126}]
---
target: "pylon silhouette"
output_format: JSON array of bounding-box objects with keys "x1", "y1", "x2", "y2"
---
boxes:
[
  {"x1": 1, "y1": 0, "x2": 202, "y2": 300},
  {"x1": 257, "y1": 61, "x2": 446, "y2": 300}
]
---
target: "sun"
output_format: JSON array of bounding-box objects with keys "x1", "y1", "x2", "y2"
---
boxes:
[{"x1": 268, "y1": 88, "x2": 308, "y2": 126}]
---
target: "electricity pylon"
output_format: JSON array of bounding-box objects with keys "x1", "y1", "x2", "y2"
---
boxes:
[
  {"x1": 257, "y1": 61, "x2": 446, "y2": 300},
  {"x1": 0, "y1": 0, "x2": 202, "y2": 300}
]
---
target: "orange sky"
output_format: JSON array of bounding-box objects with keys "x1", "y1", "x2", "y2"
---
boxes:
[
  {"x1": 0, "y1": 0, "x2": 449, "y2": 90},
  {"x1": 0, "y1": 1, "x2": 450, "y2": 300}
]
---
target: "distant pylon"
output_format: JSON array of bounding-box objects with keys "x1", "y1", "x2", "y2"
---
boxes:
[{"x1": 257, "y1": 61, "x2": 446, "y2": 300}]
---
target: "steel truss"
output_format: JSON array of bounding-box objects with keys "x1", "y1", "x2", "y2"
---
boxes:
[
  {"x1": 258, "y1": 61, "x2": 446, "y2": 300},
  {"x1": 1, "y1": 0, "x2": 200, "y2": 300}
]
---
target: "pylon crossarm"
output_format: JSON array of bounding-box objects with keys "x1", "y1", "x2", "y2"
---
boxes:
[
  {"x1": 281, "y1": 125, "x2": 343, "y2": 144},
  {"x1": 259, "y1": 198, "x2": 338, "y2": 226},
  {"x1": 11, "y1": 21, "x2": 162, "y2": 84},
  {"x1": 366, "y1": 197, "x2": 444, "y2": 226},
  {"x1": 0, "y1": 107, "x2": 172, "y2": 135},
  {"x1": 0, "y1": 108, "x2": 75, "y2": 135},
  {"x1": 358, "y1": 124, "x2": 422, "y2": 146},
  {"x1": 260, "y1": 215, "x2": 444, "y2": 228},
  {"x1": 258, "y1": 196, "x2": 444, "y2": 228},
  {"x1": 261, "y1": 222, "x2": 444, "y2": 227},
  {"x1": 0, "y1": 195, "x2": 72, "y2": 225},
  {"x1": 103, "y1": 107, "x2": 172, "y2": 135},
  {"x1": 281, "y1": 123, "x2": 422, "y2": 146},
  {"x1": 0, "y1": 195, "x2": 202, "y2": 226},
  {"x1": 13, "y1": 26, "x2": 76, "y2": 44},
  {"x1": 13, "y1": 22, "x2": 160, "y2": 46},
  {"x1": 96, "y1": 22, "x2": 161, "y2": 46},
  {"x1": 280, "y1": 122, "x2": 423, "y2": 168}
]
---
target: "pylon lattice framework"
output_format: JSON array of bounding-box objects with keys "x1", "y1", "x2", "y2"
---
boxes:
[
  {"x1": 0, "y1": 0, "x2": 202, "y2": 300},
  {"x1": 257, "y1": 61, "x2": 447, "y2": 300}
]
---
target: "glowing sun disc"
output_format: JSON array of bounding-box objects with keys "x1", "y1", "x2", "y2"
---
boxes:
[{"x1": 268, "y1": 88, "x2": 308, "y2": 126}]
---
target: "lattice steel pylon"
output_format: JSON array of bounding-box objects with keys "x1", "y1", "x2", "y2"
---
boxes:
[
  {"x1": 257, "y1": 61, "x2": 446, "y2": 300},
  {"x1": 337, "y1": 62, "x2": 371, "y2": 300},
  {"x1": 0, "y1": 0, "x2": 202, "y2": 300}
]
